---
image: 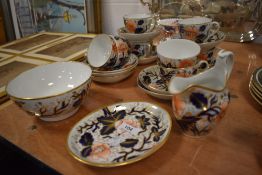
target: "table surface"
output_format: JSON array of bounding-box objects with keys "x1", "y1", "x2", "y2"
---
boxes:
[{"x1": 0, "y1": 42, "x2": 261, "y2": 175}]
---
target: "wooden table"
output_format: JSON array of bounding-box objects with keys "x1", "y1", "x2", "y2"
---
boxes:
[{"x1": 0, "y1": 42, "x2": 261, "y2": 175}]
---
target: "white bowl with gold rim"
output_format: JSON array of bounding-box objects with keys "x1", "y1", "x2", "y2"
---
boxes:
[{"x1": 6, "y1": 62, "x2": 92, "y2": 122}]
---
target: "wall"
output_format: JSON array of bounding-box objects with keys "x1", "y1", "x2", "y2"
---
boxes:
[{"x1": 101, "y1": 0, "x2": 149, "y2": 35}]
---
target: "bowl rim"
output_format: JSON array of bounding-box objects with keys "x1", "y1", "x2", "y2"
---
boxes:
[{"x1": 6, "y1": 62, "x2": 92, "y2": 100}]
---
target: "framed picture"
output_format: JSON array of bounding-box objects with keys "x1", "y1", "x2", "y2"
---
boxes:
[
  {"x1": 0, "y1": 52, "x2": 15, "y2": 62},
  {"x1": 10, "y1": 0, "x2": 101, "y2": 38},
  {"x1": 0, "y1": 32, "x2": 71, "y2": 54},
  {"x1": 24, "y1": 34, "x2": 95, "y2": 62},
  {"x1": 0, "y1": 56, "x2": 51, "y2": 102}
]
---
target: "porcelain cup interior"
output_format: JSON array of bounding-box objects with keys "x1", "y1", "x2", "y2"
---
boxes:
[
  {"x1": 87, "y1": 34, "x2": 129, "y2": 68},
  {"x1": 6, "y1": 62, "x2": 92, "y2": 121},
  {"x1": 178, "y1": 16, "x2": 220, "y2": 43},
  {"x1": 168, "y1": 50, "x2": 234, "y2": 94},
  {"x1": 123, "y1": 13, "x2": 155, "y2": 34},
  {"x1": 157, "y1": 39, "x2": 200, "y2": 69}
]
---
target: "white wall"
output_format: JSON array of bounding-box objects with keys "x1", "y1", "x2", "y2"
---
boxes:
[{"x1": 101, "y1": 0, "x2": 150, "y2": 35}]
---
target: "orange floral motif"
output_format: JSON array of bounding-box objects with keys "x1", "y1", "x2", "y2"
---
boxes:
[
  {"x1": 197, "y1": 53, "x2": 208, "y2": 61},
  {"x1": 184, "y1": 27, "x2": 198, "y2": 40},
  {"x1": 90, "y1": 143, "x2": 111, "y2": 160},
  {"x1": 118, "y1": 42, "x2": 129, "y2": 53},
  {"x1": 112, "y1": 43, "x2": 117, "y2": 53},
  {"x1": 172, "y1": 95, "x2": 186, "y2": 117},
  {"x1": 178, "y1": 59, "x2": 194, "y2": 68},
  {"x1": 126, "y1": 20, "x2": 137, "y2": 33}
]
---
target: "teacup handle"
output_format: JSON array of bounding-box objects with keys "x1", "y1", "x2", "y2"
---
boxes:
[
  {"x1": 203, "y1": 22, "x2": 220, "y2": 42},
  {"x1": 195, "y1": 60, "x2": 209, "y2": 74},
  {"x1": 217, "y1": 50, "x2": 234, "y2": 80},
  {"x1": 148, "y1": 16, "x2": 156, "y2": 32}
]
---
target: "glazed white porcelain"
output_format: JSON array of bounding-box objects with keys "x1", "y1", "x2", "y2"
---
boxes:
[
  {"x1": 87, "y1": 34, "x2": 112, "y2": 68},
  {"x1": 157, "y1": 39, "x2": 200, "y2": 68},
  {"x1": 87, "y1": 34, "x2": 129, "y2": 68},
  {"x1": 169, "y1": 50, "x2": 234, "y2": 94},
  {"x1": 6, "y1": 62, "x2": 92, "y2": 121}
]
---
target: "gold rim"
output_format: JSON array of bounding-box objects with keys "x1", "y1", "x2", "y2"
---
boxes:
[
  {"x1": 249, "y1": 86, "x2": 262, "y2": 106},
  {"x1": 6, "y1": 62, "x2": 92, "y2": 100},
  {"x1": 249, "y1": 83, "x2": 262, "y2": 98},
  {"x1": 67, "y1": 101, "x2": 172, "y2": 167}
]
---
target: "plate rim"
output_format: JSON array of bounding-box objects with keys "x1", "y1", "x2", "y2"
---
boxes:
[{"x1": 67, "y1": 101, "x2": 172, "y2": 167}]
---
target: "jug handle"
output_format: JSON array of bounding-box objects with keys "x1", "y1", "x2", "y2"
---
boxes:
[{"x1": 218, "y1": 50, "x2": 234, "y2": 80}]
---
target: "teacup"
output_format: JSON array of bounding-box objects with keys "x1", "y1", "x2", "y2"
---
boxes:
[
  {"x1": 157, "y1": 39, "x2": 200, "y2": 69},
  {"x1": 87, "y1": 34, "x2": 129, "y2": 68},
  {"x1": 158, "y1": 18, "x2": 180, "y2": 34},
  {"x1": 157, "y1": 60, "x2": 209, "y2": 78},
  {"x1": 123, "y1": 13, "x2": 155, "y2": 34},
  {"x1": 129, "y1": 41, "x2": 152, "y2": 59},
  {"x1": 178, "y1": 16, "x2": 220, "y2": 43}
]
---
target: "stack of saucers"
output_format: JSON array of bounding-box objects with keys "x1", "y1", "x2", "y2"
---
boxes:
[
  {"x1": 92, "y1": 54, "x2": 138, "y2": 83},
  {"x1": 86, "y1": 34, "x2": 138, "y2": 83},
  {"x1": 249, "y1": 67, "x2": 262, "y2": 105}
]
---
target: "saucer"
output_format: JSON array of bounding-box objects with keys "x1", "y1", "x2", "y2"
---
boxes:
[
  {"x1": 138, "y1": 65, "x2": 177, "y2": 94},
  {"x1": 67, "y1": 101, "x2": 172, "y2": 167},
  {"x1": 137, "y1": 78, "x2": 172, "y2": 100},
  {"x1": 118, "y1": 27, "x2": 160, "y2": 42},
  {"x1": 138, "y1": 55, "x2": 157, "y2": 65},
  {"x1": 199, "y1": 31, "x2": 225, "y2": 52},
  {"x1": 92, "y1": 54, "x2": 138, "y2": 74}
]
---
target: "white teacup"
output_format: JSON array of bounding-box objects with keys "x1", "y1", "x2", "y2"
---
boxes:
[
  {"x1": 179, "y1": 16, "x2": 220, "y2": 43},
  {"x1": 87, "y1": 34, "x2": 129, "y2": 68},
  {"x1": 157, "y1": 39, "x2": 201, "y2": 69}
]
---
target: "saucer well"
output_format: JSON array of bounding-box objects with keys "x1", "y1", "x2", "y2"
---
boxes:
[
  {"x1": 118, "y1": 27, "x2": 160, "y2": 42},
  {"x1": 138, "y1": 65, "x2": 175, "y2": 94},
  {"x1": 67, "y1": 101, "x2": 172, "y2": 167},
  {"x1": 137, "y1": 78, "x2": 172, "y2": 100}
]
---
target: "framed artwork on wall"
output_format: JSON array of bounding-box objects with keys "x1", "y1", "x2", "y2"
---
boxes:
[{"x1": 9, "y1": 0, "x2": 101, "y2": 38}]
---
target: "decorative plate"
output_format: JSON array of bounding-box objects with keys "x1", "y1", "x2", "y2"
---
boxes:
[
  {"x1": 67, "y1": 102, "x2": 172, "y2": 167},
  {"x1": 137, "y1": 78, "x2": 172, "y2": 100},
  {"x1": 138, "y1": 65, "x2": 175, "y2": 94}
]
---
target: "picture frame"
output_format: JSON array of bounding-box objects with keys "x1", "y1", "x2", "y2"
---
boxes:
[
  {"x1": 23, "y1": 34, "x2": 96, "y2": 62},
  {"x1": 0, "y1": 56, "x2": 51, "y2": 101},
  {"x1": 9, "y1": 0, "x2": 101, "y2": 38},
  {"x1": 0, "y1": 32, "x2": 72, "y2": 54},
  {"x1": 0, "y1": 52, "x2": 15, "y2": 63}
]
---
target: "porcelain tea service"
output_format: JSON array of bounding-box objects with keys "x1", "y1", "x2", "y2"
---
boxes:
[
  {"x1": 86, "y1": 34, "x2": 139, "y2": 83},
  {"x1": 169, "y1": 50, "x2": 234, "y2": 137}
]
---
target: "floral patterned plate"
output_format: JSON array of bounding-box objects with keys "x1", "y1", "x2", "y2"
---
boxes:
[
  {"x1": 138, "y1": 65, "x2": 176, "y2": 94},
  {"x1": 67, "y1": 102, "x2": 172, "y2": 167}
]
